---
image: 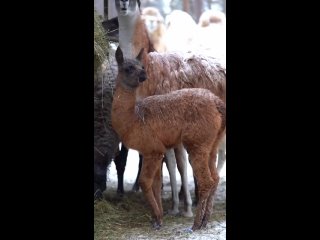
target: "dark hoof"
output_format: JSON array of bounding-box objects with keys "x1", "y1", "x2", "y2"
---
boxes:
[
  {"x1": 132, "y1": 184, "x2": 140, "y2": 192},
  {"x1": 152, "y1": 222, "x2": 161, "y2": 230},
  {"x1": 201, "y1": 219, "x2": 209, "y2": 228},
  {"x1": 117, "y1": 189, "x2": 124, "y2": 197},
  {"x1": 94, "y1": 189, "x2": 103, "y2": 200},
  {"x1": 191, "y1": 224, "x2": 201, "y2": 231}
]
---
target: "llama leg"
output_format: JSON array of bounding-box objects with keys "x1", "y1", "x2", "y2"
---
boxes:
[
  {"x1": 175, "y1": 145, "x2": 193, "y2": 217},
  {"x1": 114, "y1": 144, "x2": 128, "y2": 195},
  {"x1": 193, "y1": 175, "x2": 199, "y2": 206},
  {"x1": 217, "y1": 135, "x2": 226, "y2": 175},
  {"x1": 188, "y1": 151, "x2": 214, "y2": 231},
  {"x1": 139, "y1": 154, "x2": 164, "y2": 229},
  {"x1": 164, "y1": 148, "x2": 180, "y2": 215},
  {"x1": 152, "y1": 163, "x2": 163, "y2": 221},
  {"x1": 132, "y1": 154, "x2": 143, "y2": 191},
  {"x1": 200, "y1": 147, "x2": 220, "y2": 228},
  {"x1": 94, "y1": 153, "x2": 109, "y2": 200}
]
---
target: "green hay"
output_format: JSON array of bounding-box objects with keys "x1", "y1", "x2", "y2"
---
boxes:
[{"x1": 94, "y1": 11, "x2": 109, "y2": 73}]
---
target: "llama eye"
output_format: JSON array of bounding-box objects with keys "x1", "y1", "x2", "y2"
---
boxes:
[{"x1": 125, "y1": 66, "x2": 134, "y2": 73}]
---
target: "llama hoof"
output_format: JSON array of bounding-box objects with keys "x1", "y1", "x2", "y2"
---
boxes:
[
  {"x1": 167, "y1": 209, "x2": 180, "y2": 216},
  {"x1": 116, "y1": 190, "x2": 124, "y2": 197},
  {"x1": 201, "y1": 221, "x2": 208, "y2": 228},
  {"x1": 94, "y1": 189, "x2": 103, "y2": 200},
  {"x1": 131, "y1": 184, "x2": 140, "y2": 192},
  {"x1": 191, "y1": 224, "x2": 201, "y2": 231},
  {"x1": 181, "y1": 210, "x2": 193, "y2": 218},
  {"x1": 151, "y1": 221, "x2": 162, "y2": 230},
  {"x1": 184, "y1": 227, "x2": 193, "y2": 234}
]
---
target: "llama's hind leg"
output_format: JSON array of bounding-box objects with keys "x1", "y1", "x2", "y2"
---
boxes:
[
  {"x1": 139, "y1": 154, "x2": 164, "y2": 229},
  {"x1": 175, "y1": 145, "x2": 193, "y2": 217},
  {"x1": 188, "y1": 150, "x2": 214, "y2": 231},
  {"x1": 164, "y1": 148, "x2": 180, "y2": 215},
  {"x1": 217, "y1": 135, "x2": 226, "y2": 174},
  {"x1": 200, "y1": 147, "x2": 220, "y2": 228}
]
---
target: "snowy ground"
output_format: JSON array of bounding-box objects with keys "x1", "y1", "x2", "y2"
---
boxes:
[
  {"x1": 107, "y1": 148, "x2": 226, "y2": 188},
  {"x1": 105, "y1": 147, "x2": 226, "y2": 240}
]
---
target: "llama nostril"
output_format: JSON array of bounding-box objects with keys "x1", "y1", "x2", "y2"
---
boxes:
[{"x1": 139, "y1": 74, "x2": 147, "y2": 82}]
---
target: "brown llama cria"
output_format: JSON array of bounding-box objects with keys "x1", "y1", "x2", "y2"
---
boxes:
[{"x1": 111, "y1": 47, "x2": 226, "y2": 231}]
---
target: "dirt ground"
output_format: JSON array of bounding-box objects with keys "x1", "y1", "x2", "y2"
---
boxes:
[{"x1": 95, "y1": 149, "x2": 226, "y2": 240}]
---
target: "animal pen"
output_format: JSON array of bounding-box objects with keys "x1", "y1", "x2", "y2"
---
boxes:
[{"x1": 94, "y1": 0, "x2": 226, "y2": 239}]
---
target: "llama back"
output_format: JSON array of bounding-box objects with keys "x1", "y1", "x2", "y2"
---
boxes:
[
  {"x1": 137, "y1": 51, "x2": 226, "y2": 103},
  {"x1": 135, "y1": 88, "x2": 225, "y2": 147}
]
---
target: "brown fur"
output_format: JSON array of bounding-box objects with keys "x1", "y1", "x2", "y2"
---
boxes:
[
  {"x1": 137, "y1": 51, "x2": 226, "y2": 103},
  {"x1": 112, "y1": 48, "x2": 226, "y2": 230},
  {"x1": 115, "y1": 0, "x2": 226, "y2": 220}
]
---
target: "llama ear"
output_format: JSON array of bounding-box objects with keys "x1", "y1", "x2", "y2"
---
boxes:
[
  {"x1": 136, "y1": 48, "x2": 144, "y2": 62},
  {"x1": 115, "y1": 46, "x2": 124, "y2": 65}
]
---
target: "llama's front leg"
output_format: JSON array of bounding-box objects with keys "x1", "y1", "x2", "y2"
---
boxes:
[
  {"x1": 114, "y1": 144, "x2": 128, "y2": 195},
  {"x1": 152, "y1": 162, "x2": 163, "y2": 221},
  {"x1": 164, "y1": 148, "x2": 180, "y2": 215},
  {"x1": 132, "y1": 154, "x2": 143, "y2": 191},
  {"x1": 175, "y1": 145, "x2": 193, "y2": 217},
  {"x1": 139, "y1": 154, "x2": 164, "y2": 229}
]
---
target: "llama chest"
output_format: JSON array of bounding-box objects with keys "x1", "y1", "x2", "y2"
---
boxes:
[{"x1": 122, "y1": 125, "x2": 168, "y2": 154}]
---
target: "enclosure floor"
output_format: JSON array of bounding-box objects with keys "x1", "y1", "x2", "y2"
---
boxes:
[{"x1": 97, "y1": 149, "x2": 226, "y2": 240}]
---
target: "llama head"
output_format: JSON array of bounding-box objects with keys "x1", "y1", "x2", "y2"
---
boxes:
[
  {"x1": 115, "y1": 0, "x2": 140, "y2": 16},
  {"x1": 116, "y1": 46, "x2": 147, "y2": 89},
  {"x1": 141, "y1": 7, "x2": 164, "y2": 34}
]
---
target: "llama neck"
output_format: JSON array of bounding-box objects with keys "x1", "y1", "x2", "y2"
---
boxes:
[
  {"x1": 118, "y1": 8, "x2": 141, "y2": 58},
  {"x1": 112, "y1": 85, "x2": 139, "y2": 139},
  {"x1": 118, "y1": 8, "x2": 151, "y2": 65}
]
